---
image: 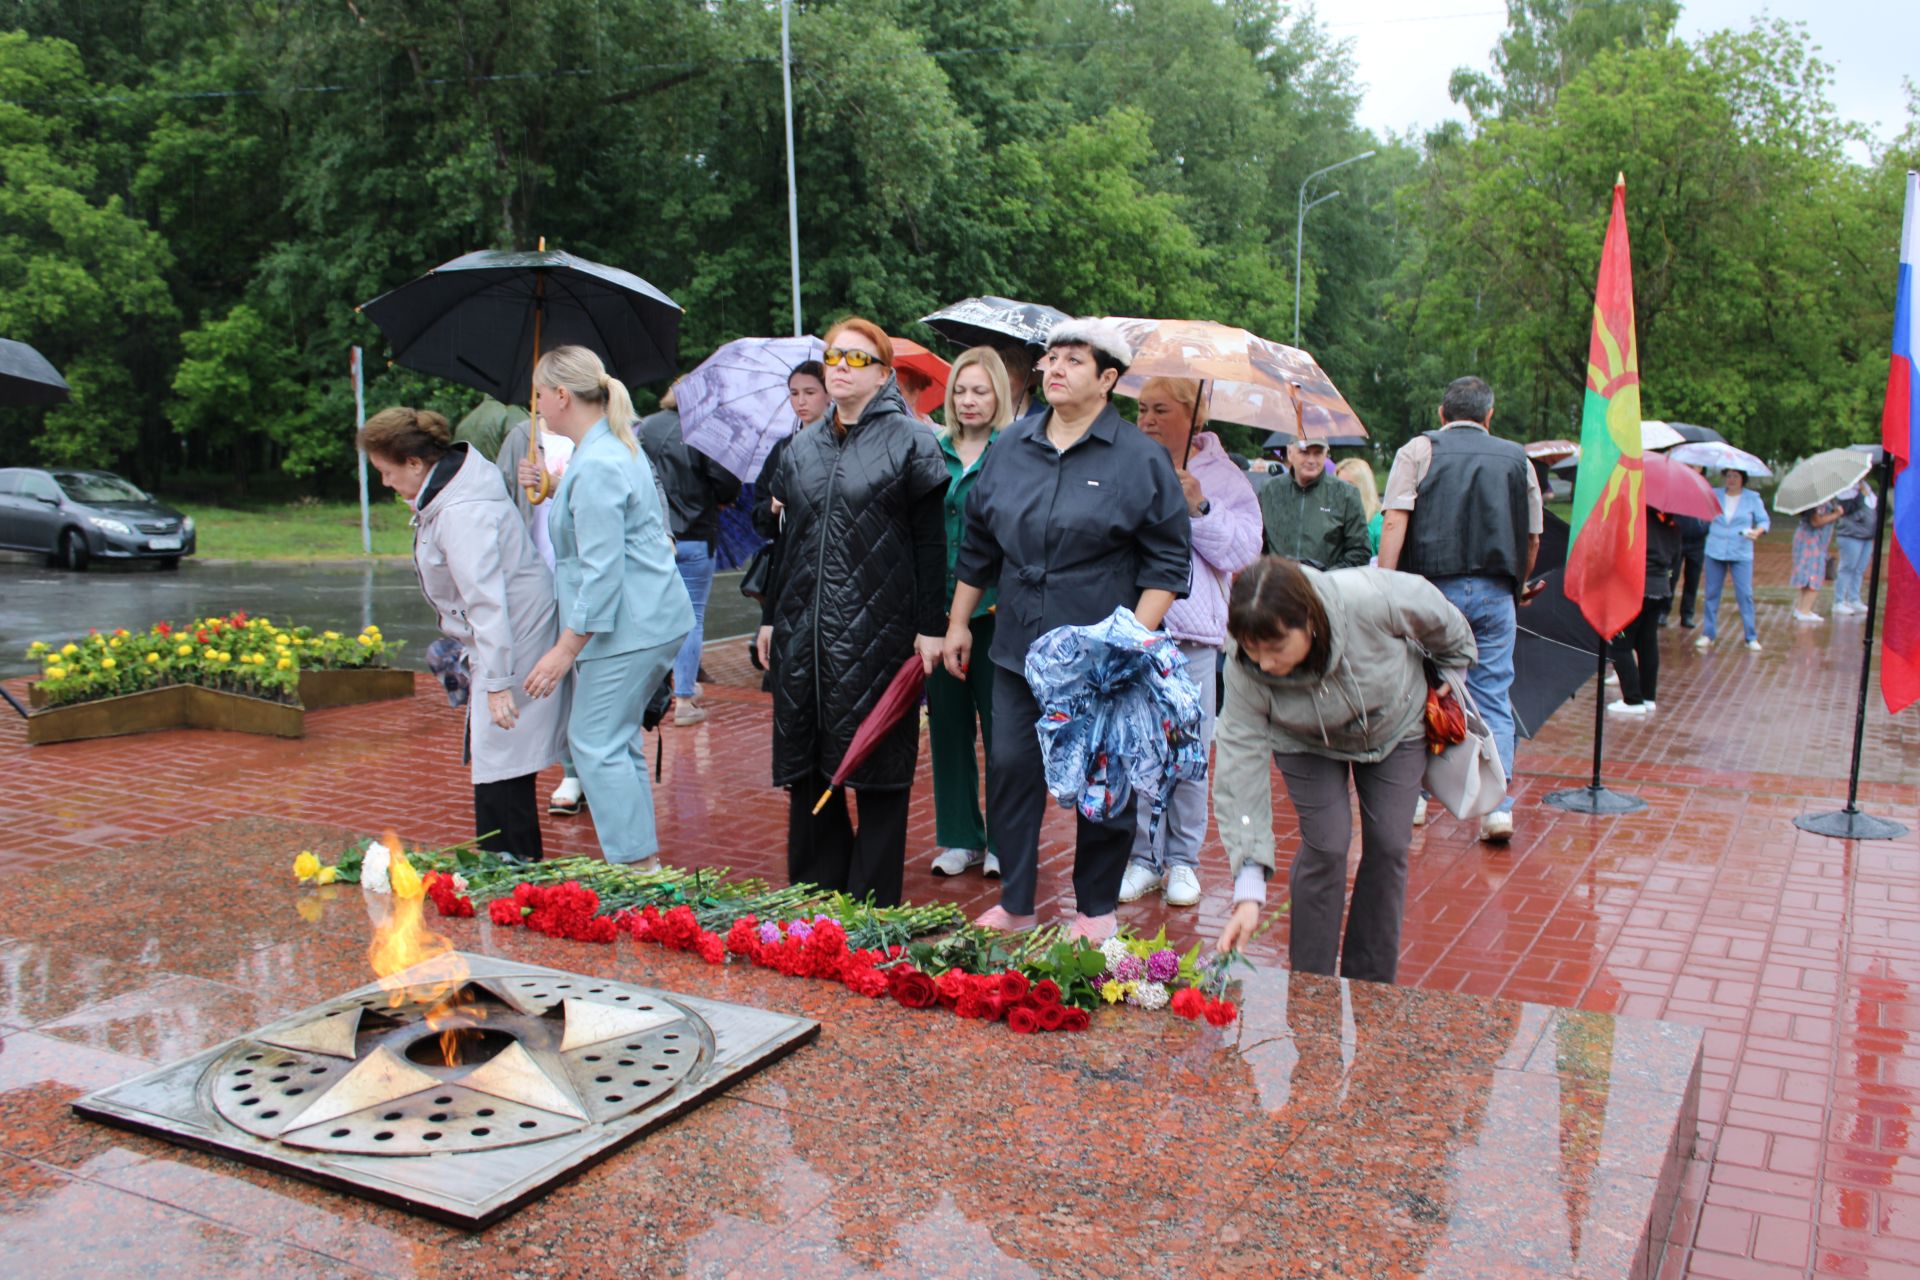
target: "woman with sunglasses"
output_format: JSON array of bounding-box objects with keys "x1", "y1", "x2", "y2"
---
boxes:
[{"x1": 758, "y1": 318, "x2": 949, "y2": 907}]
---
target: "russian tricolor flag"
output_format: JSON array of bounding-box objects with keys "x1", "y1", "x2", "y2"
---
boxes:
[{"x1": 1885, "y1": 171, "x2": 1920, "y2": 714}]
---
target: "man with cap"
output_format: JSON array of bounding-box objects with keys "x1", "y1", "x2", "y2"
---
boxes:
[{"x1": 1257, "y1": 435, "x2": 1371, "y2": 569}]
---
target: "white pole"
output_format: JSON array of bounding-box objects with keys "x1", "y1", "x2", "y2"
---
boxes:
[
  {"x1": 351, "y1": 345, "x2": 371, "y2": 555},
  {"x1": 780, "y1": 0, "x2": 803, "y2": 337}
]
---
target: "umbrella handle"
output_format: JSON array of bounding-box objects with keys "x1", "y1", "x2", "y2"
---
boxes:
[
  {"x1": 525, "y1": 252, "x2": 552, "y2": 506},
  {"x1": 811, "y1": 787, "x2": 834, "y2": 815}
]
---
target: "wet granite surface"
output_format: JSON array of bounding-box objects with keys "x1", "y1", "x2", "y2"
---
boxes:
[{"x1": 0, "y1": 817, "x2": 1703, "y2": 1278}]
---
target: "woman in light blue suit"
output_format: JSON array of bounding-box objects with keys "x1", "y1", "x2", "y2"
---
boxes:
[
  {"x1": 1694, "y1": 465, "x2": 1771, "y2": 653},
  {"x1": 521, "y1": 346, "x2": 694, "y2": 867}
]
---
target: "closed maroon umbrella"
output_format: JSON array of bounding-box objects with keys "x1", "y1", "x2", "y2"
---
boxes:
[{"x1": 812, "y1": 656, "x2": 928, "y2": 814}]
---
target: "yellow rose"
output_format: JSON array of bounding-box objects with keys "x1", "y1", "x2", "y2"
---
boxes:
[
  {"x1": 277, "y1": 658, "x2": 291, "y2": 670},
  {"x1": 46, "y1": 666, "x2": 66, "y2": 680},
  {"x1": 100, "y1": 657, "x2": 116, "y2": 670},
  {"x1": 389, "y1": 853, "x2": 424, "y2": 900},
  {"x1": 177, "y1": 644, "x2": 192, "y2": 656},
  {"x1": 60, "y1": 643, "x2": 77, "y2": 656},
  {"x1": 292, "y1": 851, "x2": 321, "y2": 882},
  {"x1": 316, "y1": 866, "x2": 338, "y2": 885}
]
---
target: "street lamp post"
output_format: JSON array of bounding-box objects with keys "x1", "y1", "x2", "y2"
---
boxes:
[
  {"x1": 1293, "y1": 149, "x2": 1376, "y2": 345},
  {"x1": 780, "y1": 0, "x2": 803, "y2": 337}
]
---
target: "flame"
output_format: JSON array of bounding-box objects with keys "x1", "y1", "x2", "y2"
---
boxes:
[{"x1": 364, "y1": 833, "x2": 474, "y2": 1066}]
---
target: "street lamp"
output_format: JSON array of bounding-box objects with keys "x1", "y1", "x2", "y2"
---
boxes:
[
  {"x1": 780, "y1": 0, "x2": 803, "y2": 336},
  {"x1": 1293, "y1": 149, "x2": 1376, "y2": 345}
]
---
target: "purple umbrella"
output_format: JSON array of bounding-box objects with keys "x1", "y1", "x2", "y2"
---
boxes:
[{"x1": 677, "y1": 335, "x2": 826, "y2": 483}]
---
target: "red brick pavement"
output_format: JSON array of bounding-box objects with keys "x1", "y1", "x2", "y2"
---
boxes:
[{"x1": 3, "y1": 538, "x2": 1918, "y2": 1278}]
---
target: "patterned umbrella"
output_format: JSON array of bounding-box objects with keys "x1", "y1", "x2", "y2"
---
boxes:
[
  {"x1": 1525, "y1": 439, "x2": 1580, "y2": 463},
  {"x1": 1106, "y1": 318, "x2": 1367, "y2": 443},
  {"x1": 920, "y1": 296, "x2": 1069, "y2": 350},
  {"x1": 676, "y1": 335, "x2": 825, "y2": 483},
  {"x1": 1668, "y1": 440, "x2": 1771, "y2": 477}
]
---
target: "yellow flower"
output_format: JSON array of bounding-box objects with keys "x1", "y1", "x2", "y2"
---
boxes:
[
  {"x1": 46, "y1": 666, "x2": 66, "y2": 680},
  {"x1": 1100, "y1": 980, "x2": 1125, "y2": 1005},
  {"x1": 323, "y1": 630, "x2": 340, "y2": 640},
  {"x1": 60, "y1": 643, "x2": 77, "y2": 656},
  {"x1": 292, "y1": 851, "x2": 321, "y2": 882},
  {"x1": 357, "y1": 634, "x2": 372, "y2": 647},
  {"x1": 277, "y1": 657, "x2": 291, "y2": 670},
  {"x1": 292, "y1": 637, "x2": 305, "y2": 646},
  {"x1": 177, "y1": 644, "x2": 192, "y2": 656},
  {"x1": 389, "y1": 852, "x2": 424, "y2": 900},
  {"x1": 100, "y1": 657, "x2": 116, "y2": 670},
  {"x1": 215, "y1": 651, "x2": 231, "y2": 663},
  {"x1": 145, "y1": 652, "x2": 159, "y2": 664},
  {"x1": 316, "y1": 866, "x2": 338, "y2": 885},
  {"x1": 109, "y1": 636, "x2": 121, "y2": 647},
  {"x1": 275, "y1": 633, "x2": 289, "y2": 644},
  {"x1": 28, "y1": 641, "x2": 47, "y2": 653}
]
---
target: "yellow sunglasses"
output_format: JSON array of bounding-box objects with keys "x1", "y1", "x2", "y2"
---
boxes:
[{"x1": 822, "y1": 346, "x2": 885, "y2": 369}]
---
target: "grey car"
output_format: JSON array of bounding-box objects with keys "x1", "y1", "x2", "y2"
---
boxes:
[{"x1": 0, "y1": 467, "x2": 197, "y2": 570}]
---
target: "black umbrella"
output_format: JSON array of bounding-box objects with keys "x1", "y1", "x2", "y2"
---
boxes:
[
  {"x1": 1666, "y1": 422, "x2": 1725, "y2": 444},
  {"x1": 358, "y1": 248, "x2": 681, "y2": 404},
  {"x1": 0, "y1": 338, "x2": 70, "y2": 407},
  {"x1": 920, "y1": 295, "x2": 1069, "y2": 351},
  {"x1": 1262, "y1": 429, "x2": 1369, "y2": 451},
  {"x1": 1511, "y1": 513, "x2": 1602, "y2": 739}
]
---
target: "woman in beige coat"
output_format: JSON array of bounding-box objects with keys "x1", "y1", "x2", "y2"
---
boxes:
[{"x1": 361, "y1": 407, "x2": 569, "y2": 861}]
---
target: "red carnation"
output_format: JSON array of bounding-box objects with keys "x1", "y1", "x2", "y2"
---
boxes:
[
  {"x1": 1061, "y1": 1007, "x2": 1090, "y2": 1032},
  {"x1": 696, "y1": 932, "x2": 726, "y2": 965},
  {"x1": 1038, "y1": 1003, "x2": 1068, "y2": 1032},
  {"x1": 1030, "y1": 978, "x2": 1063, "y2": 1006},
  {"x1": 582, "y1": 916, "x2": 619, "y2": 945},
  {"x1": 1203, "y1": 998, "x2": 1238, "y2": 1028},
  {"x1": 846, "y1": 969, "x2": 889, "y2": 998},
  {"x1": 997, "y1": 971, "x2": 1030, "y2": 1002},
  {"x1": 488, "y1": 898, "x2": 521, "y2": 927},
  {"x1": 954, "y1": 991, "x2": 990, "y2": 1020},
  {"x1": 934, "y1": 970, "x2": 970, "y2": 1009},
  {"x1": 1006, "y1": 1005, "x2": 1041, "y2": 1034},
  {"x1": 1170, "y1": 988, "x2": 1207, "y2": 1020}
]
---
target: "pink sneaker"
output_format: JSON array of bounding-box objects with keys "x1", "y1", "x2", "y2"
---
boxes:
[
  {"x1": 1065, "y1": 912, "x2": 1117, "y2": 944},
  {"x1": 974, "y1": 904, "x2": 1038, "y2": 932}
]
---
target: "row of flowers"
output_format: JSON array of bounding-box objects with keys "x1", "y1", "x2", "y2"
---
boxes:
[
  {"x1": 296, "y1": 840, "x2": 1249, "y2": 1034},
  {"x1": 28, "y1": 613, "x2": 397, "y2": 707}
]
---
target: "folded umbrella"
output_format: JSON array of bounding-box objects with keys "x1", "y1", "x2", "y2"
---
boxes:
[
  {"x1": 1773, "y1": 448, "x2": 1874, "y2": 516},
  {"x1": 1642, "y1": 451, "x2": 1722, "y2": 520},
  {"x1": 889, "y1": 338, "x2": 952, "y2": 417},
  {"x1": 920, "y1": 295, "x2": 1069, "y2": 351},
  {"x1": 0, "y1": 338, "x2": 70, "y2": 408},
  {"x1": 1512, "y1": 514, "x2": 1603, "y2": 738},
  {"x1": 1668, "y1": 440, "x2": 1770, "y2": 477},
  {"x1": 677, "y1": 335, "x2": 825, "y2": 483},
  {"x1": 812, "y1": 656, "x2": 928, "y2": 815}
]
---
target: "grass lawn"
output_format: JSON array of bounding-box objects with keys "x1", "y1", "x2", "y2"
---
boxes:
[{"x1": 175, "y1": 498, "x2": 416, "y2": 560}]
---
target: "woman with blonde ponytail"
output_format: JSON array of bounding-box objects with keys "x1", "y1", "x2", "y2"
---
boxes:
[{"x1": 518, "y1": 345, "x2": 693, "y2": 868}]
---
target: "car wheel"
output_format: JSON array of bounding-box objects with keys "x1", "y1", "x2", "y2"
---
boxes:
[
  {"x1": 59, "y1": 529, "x2": 90, "y2": 572},
  {"x1": 158, "y1": 556, "x2": 180, "y2": 571}
]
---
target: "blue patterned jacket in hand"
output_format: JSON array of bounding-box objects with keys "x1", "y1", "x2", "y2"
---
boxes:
[{"x1": 1023, "y1": 607, "x2": 1209, "y2": 823}]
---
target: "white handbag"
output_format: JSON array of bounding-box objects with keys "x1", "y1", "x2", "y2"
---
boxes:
[{"x1": 1421, "y1": 666, "x2": 1508, "y2": 820}]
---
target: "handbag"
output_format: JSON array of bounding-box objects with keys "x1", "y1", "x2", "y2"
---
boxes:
[
  {"x1": 740, "y1": 541, "x2": 775, "y2": 602},
  {"x1": 1420, "y1": 664, "x2": 1507, "y2": 820}
]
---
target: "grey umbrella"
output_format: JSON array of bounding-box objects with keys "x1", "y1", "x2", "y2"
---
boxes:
[
  {"x1": 1773, "y1": 448, "x2": 1874, "y2": 515},
  {"x1": 1666, "y1": 422, "x2": 1725, "y2": 444},
  {"x1": 0, "y1": 338, "x2": 70, "y2": 407}
]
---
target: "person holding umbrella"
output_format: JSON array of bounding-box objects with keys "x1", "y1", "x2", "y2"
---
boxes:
[
  {"x1": 945, "y1": 320, "x2": 1192, "y2": 941},
  {"x1": 1117, "y1": 376, "x2": 1261, "y2": 909},
  {"x1": 1790, "y1": 499, "x2": 1843, "y2": 623},
  {"x1": 1694, "y1": 466, "x2": 1771, "y2": 652},
  {"x1": 927, "y1": 348, "x2": 1014, "y2": 880},
  {"x1": 758, "y1": 319, "x2": 949, "y2": 908},
  {"x1": 361, "y1": 406, "x2": 568, "y2": 861},
  {"x1": 519, "y1": 346, "x2": 693, "y2": 868}
]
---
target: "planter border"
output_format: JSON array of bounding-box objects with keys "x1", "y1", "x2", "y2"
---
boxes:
[{"x1": 24, "y1": 666, "x2": 415, "y2": 746}]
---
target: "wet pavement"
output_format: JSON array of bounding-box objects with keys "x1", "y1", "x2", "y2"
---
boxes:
[
  {"x1": 0, "y1": 555, "x2": 762, "y2": 679},
  {"x1": 0, "y1": 535, "x2": 1917, "y2": 1276}
]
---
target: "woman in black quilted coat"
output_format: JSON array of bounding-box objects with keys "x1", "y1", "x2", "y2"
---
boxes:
[{"x1": 758, "y1": 317, "x2": 949, "y2": 906}]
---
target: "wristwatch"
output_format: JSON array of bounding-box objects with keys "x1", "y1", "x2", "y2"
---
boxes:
[{"x1": 1196, "y1": 499, "x2": 1212, "y2": 517}]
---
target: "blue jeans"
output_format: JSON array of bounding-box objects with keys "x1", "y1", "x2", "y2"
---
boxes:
[
  {"x1": 1834, "y1": 536, "x2": 1871, "y2": 607},
  {"x1": 671, "y1": 540, "x2": 714, "y2": 698},
  {"x1": 1434, "y1": 576, "x2": 1517, "y2": 813},
  {"x1": 1700, "y1": 557, "x2": 1756, "y2": 643}
]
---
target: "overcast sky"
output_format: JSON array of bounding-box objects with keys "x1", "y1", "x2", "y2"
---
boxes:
[{"x1": 1336, "y1": 0, "x2": 1916, "y2": 155}]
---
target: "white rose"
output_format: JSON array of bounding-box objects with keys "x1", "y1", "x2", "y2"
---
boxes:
[{"x1": 361, "y1": 841, "x2": 392, "y2": 895}]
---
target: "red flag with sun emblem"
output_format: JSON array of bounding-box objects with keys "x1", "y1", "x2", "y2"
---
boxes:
[{"x1": 1564, "y1": 176, "x2": 1648, "y2": 638}]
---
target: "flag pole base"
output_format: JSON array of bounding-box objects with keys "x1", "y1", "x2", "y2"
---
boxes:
[
  {"x1": 1542, "y1": 784, "x2": 1645, "y2": 815},
  {"x1": 1793, "y1": 808, "x2": 1908, "y2": 841}
]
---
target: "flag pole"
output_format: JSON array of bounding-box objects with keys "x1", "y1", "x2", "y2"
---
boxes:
[
  {"x1": 1543, "y1": 632, "x2": 1646, "y2": 814},
  {"x1": 1795, "y1": 452, "x2": 1908, "y2": 839}
]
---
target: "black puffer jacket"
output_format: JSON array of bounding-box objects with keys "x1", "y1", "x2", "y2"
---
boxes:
[{"x1": 767, "y1": 380, "x2": 948, "y2": 790}]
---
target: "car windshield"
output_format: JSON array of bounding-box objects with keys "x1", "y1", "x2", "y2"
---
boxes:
[{"x1": 53, "y1": 473, "x2": 147, "y2": 503}]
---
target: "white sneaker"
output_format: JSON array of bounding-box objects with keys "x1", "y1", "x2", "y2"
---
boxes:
[
  {"x1": 1478, "y1": 809, "x2": 1514, "y2": 843},
  {"x1": 931, "y1": 847, "x2": 984, "y2": 877},
  {"x1": 1745, "y1": 639, "x2": 1763, "y2": 652},
  {"x1": 1643, "y1": 701, "x2": 1656, "y2": 712},
  {"x1": 1118, "y1": 862, "x2": 1163, "y2": 903},
  {"x1": 1604, "y1": 669, "x2": 1620, "y2": 686},
  {"x1": 1412, "y1": 795, "x2": 1428, "y2": 827},
  {"x1": 548, "y1": 776, "x2": 585, "y2": 815},
  {"x1": 673, "y1": 701, "x2": 709, "y2": 726},
  {"x1": 1792, "y1": 610, "x2": 1824, "y2": 623},
  {"x1": 1837, "y1": 600, "x2": 1864, "y2": 615},
  {"x1": 1606, "y1": 699, "x2": 1649, "y2": 716},
  {"x1": 982, "y1": 852, "x2": 1001, "y2": 879},
  {"x1": 1694, "y1": 635, "x2": 1713, "y2": 650},
  {"x1": 1163, "y1": 865, "x2": 1201, "y2": 907}
]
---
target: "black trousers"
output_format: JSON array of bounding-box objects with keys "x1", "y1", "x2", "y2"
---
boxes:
[
  {"x1": 985, "y1": 667, "x2": 1134, "y2": 918},
  {"x1": 787, "y1": 772, "x2": 909, "y2": 908},
  {"x1": 1609, "y1": 599, "x2": 1663, "y2": 705},
  {"x1": 1659, "y1": 551, "x2": 1703, "y2": 623},
  {"x1": 474, "y1": 773, "x2": 543, "y2": 861}
]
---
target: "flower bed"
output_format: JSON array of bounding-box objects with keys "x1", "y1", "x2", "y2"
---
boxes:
[{"x1": 298, "y1": 840, "x2": 1256, "y2": 1034}]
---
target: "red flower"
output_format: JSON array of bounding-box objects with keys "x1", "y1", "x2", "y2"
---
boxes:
[
  {"x1": 1007, "y1": 1005, "x2": 1041, "y2": 1034},
  {"x1": 1030, "y1": 978, "x2": 1063, "y2": 1006},
  {"x1": 954, "y1": 992, "x2": 990, "y2": 1020},
  {"x1": 888, "y1": 967, "x2": 940, "y2": 1010},
  {"x1": 997, "y1": 971, "x2": 1030, "y2": 1002},
  {"x1": 1061, "y1": 1007, "x2": 1090, "y2": 1032},
  {"x1": 1170, "y1": 988, "x2": 1207, "y2": 1020},
  {"x1": 696, "y1": 932, "x2": 726, "y2": 965},
  {"x1": 1038, "y1": 1003, "x2": 1068, "y2": 1032},
  {"x1": 488, "y1": 898, "x2": 522, "y2": 927},
  {"x1": 1203, "y1": 998, "x2": 1238, "y2": 1028},
  {"x1": 846, "y1": 969, "x2": 889, "y2": 999},
  {"x1": 934, "y1": 970, "x2": 970, "y2": 1009}
]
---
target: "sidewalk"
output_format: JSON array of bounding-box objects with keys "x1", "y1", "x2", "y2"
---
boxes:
[{"x1": 2, "y1": 538, "x2": 1917, "y2": 1277}]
